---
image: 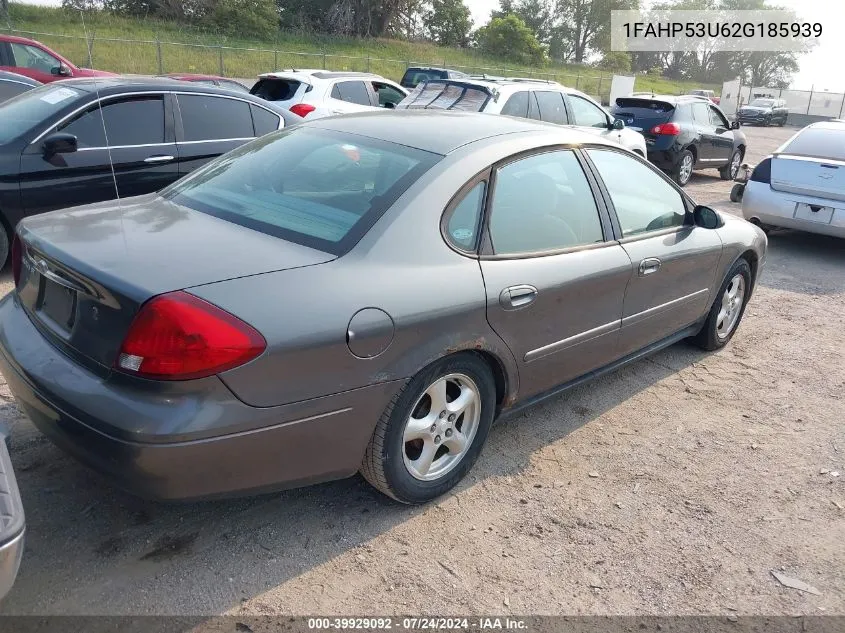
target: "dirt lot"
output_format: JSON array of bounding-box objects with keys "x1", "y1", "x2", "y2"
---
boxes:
[{"x1": 0, "y1": 125, "x2": 843, "y2": 616}]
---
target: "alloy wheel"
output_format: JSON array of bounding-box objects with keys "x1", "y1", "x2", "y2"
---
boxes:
[{"x1": 716, "y1": 274, "x2": 746, "y2": 340}]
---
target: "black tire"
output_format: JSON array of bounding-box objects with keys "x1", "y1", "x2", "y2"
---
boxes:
[
  {"x1": 719, "y1": 149, "x2": 743, "y2": 181},
  {"x1": 730, "y1": 183, "x2": 744, "y2": 203},
  {"x1": 778, "y1": 117, "x2": 786, "y2": 127},
  {"x1": 672, "y1": 149, "x2": 694, "y2": 187},
  {"x1": 360, "y1": 353, "x2": 496, "y2": 504},
  {"x1": 0, "y1": 227, "x2": 8, "y2": 272},
  {"x1": 691, "y1": 258, "x2": 752, "y2": 351}
]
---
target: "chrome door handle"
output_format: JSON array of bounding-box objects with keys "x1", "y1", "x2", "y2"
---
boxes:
[
  {"x1": 638, "y1": 258, "x2": 661, "y2": 276},
  {"x1": 499, "y1": 285, "x2": 538, "y2": 310},
  {"x1": 144, "y1": 155, "x2": 175, "y2": 164}
]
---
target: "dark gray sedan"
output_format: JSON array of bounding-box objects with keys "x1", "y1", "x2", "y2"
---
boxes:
[{"x1": 0, "y1": 112, "x2": 767, "y2": 504}]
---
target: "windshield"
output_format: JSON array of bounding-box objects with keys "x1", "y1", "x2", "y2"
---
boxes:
[
  {"x1": 0, "y1": 83, "x2": 84, "y2": 144},
  {"x1": 163, "y1": 127, "x2": 441, "y2": 255},
  {"x1": 397, "y1": 81, "x2": 491, "y2": 112},
  {"x1": 750, "y1": 99, "x2": 775, "y2": 107}
]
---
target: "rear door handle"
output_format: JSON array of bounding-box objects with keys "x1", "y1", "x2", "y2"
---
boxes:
[
  {"x1": 499, "y1": 285, "x2": 538, "y2": 310},
  {"x1": 144, "y1": 155, "x2": 175, "y2": 164},
  {"x1": 638, "y1": 258, "x2": 661, "y2": 276}
]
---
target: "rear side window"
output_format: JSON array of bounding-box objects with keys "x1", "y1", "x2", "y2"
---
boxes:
[
  {"x1": 178, "y1": 95, "x2": 253, "y2": 141},
  {"x1": 251, "y1": 104, "x2": 280, "y2": 136},
  {"x1": 444, "y1": 181, "x2": 486, "y2": 250},
  {"x1": 534, "y1": 91, "x2": 567, "y2": 125},
  {"x1": 331, "y1": 81, "x2": 371, "y2": 106},
  {"x1": 163, "y1": 128, "x2": 440, "y2": 255},
  {"x1": 782, "y1": 127, "x2": 845, "y2": 161},
  {"x1": 692, "y1": 102, "x2": 710, "y2": 124},
  {"x1": 251, "y1": 78, "x2": 301, "y2": 102},
  {"x1": 501, "y1": 91, "x2": 529, "y2": 118}
]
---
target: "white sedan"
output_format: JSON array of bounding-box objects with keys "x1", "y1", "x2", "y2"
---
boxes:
[{"x1": 742, "y1": 121, "x2": 845, "y2": 238}]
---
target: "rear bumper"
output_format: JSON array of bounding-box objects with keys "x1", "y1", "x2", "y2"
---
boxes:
[
  {"x1": 0, "y1": 294, "x2": 403, "y2": 501},
  {"x1": 0, "y1": 438, "x2": 24, "y2": 600},
  {"x1": 742, "y1": 181, "x2": 845, "y2": 238}
]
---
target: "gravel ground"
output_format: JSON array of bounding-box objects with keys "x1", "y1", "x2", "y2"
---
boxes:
[{"x1": 0, "y1": 124, "x2": 843, "y2": 616}]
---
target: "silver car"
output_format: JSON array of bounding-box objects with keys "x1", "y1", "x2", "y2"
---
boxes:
[
  {"x1": 1, "y1": 112, "x2": 767, "y2": 505},
  {"x1": 743, "y1": 121, "x2": 845, "y2": 238}
]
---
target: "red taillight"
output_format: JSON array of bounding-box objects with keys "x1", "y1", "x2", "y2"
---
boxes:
[
  {"x1": 116, "y1": 291, "x2": 265, "y2": 381},
  {"x1": 289, "y1": 103, "x2": 315, "y2": 118},
  {"x1": 650, "y1": 122, "x2": 681, "y2": 136},
  {"x1": 11, "y1": 234, "x2": 23, "y2": 287}
]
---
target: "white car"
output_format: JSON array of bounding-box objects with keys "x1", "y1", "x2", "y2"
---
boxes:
[
  {"x1": 397, "y1": 77, "x2": 647, "y2": 157},
  {"x1": 742, "y1": 120, "x2": 845, "y2": 238},
  {"x1": 250, "y1": 70, "x2": 408, "y2": 119}
]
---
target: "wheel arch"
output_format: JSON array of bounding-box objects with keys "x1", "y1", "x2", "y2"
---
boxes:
[{"x1": 738, "y1": 248, "x2": 759, "y2": 291}]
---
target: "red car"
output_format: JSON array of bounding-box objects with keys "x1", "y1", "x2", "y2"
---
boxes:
[
  {"x1": 0, "y1": 34, "x2": 117, "y2": 83},
  {"x1": 163, "y1": 73, "x2": 250, "y2": 92}
]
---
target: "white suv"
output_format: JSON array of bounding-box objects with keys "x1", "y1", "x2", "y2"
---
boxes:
[
  {"x1": 397, "y1": 77, "x2": 647, "y2": 157},
  {"x1": 250, "y1": 70, "x2": 408, "y2": 119}
]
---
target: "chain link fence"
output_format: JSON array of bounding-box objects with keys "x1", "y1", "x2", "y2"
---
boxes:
[{"x1": 2, "y1": 27, "x2": 641, "y2": 103}]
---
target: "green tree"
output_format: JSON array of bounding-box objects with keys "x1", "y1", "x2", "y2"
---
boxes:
[
  {"x1": 597, "y1": 51, "x2": 631, "y2": 72},
  {"x1": 424, "y1": 0, "x2": 472, "y2": 47},
  {"x1": 475, "y1": 14, "x2": 547, "y2": 65},
  {"x1": 552, "y1": 0, "x2": 639, "y2": 64},
  {"x1": 493, "y1": 0, "x2": 554, "y2": 43}
]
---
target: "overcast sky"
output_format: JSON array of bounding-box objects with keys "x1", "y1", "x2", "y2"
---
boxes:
[{"x1": 12, "y1": 0, "x2": 839, "y2": 91}]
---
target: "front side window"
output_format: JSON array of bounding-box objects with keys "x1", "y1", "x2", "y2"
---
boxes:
[
  {"x1": 534, "y1": 91, "x2": 567, "y2": 125},
  {"x1": 372, "y1": 82, "x2": 405, "y2": 107},
  {"x1": 568, "y1": 95, "x2": 609, "y2": 128},
  {"x1": 331, "y1": 81, "x2": 371, "y2": 106},
  {"x1": 178, "y1": 94, "x2": 253, "y2": 141},
  {"x1": 587, "y1": 149, "x2": 687, "y2": 237},
  {"x1": 709, "y1": 105, "x2": 729, "y2": 128},
  {"x1": 59, "y1": 96, "x2": 165, "y2": 147},
  {"x1": 488, "y1": 150, "x2": 604, "y2": 255},
  {"x1": 0, "y1": 84, "x2": 82, "y2": 144},
  {"x1": 163, "y1": 128, "x2": 440, "y2": 255},
  {"x1": 444, "y1": 181, "x2": 485, "y2": 250},
  {"x1": 10, "y1": 43, "x2": 60, "y2": 74}
]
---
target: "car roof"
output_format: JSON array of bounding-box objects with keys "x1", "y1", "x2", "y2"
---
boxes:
[
  {"x1": 806, "y1": 120, "x2": 845, "y2": 131},
  {"x1": 0, "y1": 70, "x2": 41, "y2": 86},
  {"x1": 163, "y1": 73, "x2": 227, "y2": 81},
  {"x1": 258, "y1": 70, "x2": 386, "y2": 81},
  {"x1": 0, "y1": 34, "x2": 44, "y2": 46},
  {"x1": 404, "y1": 66, "x2": 463, "y2": 73},
  {"x1": 304, "y1": 110, "x2": 616, "y2": 155}
]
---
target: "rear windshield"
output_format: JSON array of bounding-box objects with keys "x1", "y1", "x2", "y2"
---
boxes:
[
  {"x1": 162, "y1": 127, "x2": 441, "y2": 255},
  {"x1": 781, "y1": 127, "x2": 845, "y2": 161},
  {"x1": 397, "y1": 81, "x2": 491, "y2": 112},
  {"x1": 401, "y1": 69, "x2": 447, "y2": 86},
  {"x1": 0, "y1": 83, "x2": 84, "y2": 144},
  {"x1": 251, "y1": 78, "x2": 301, "y2": 101},
  {"x1": 613, "y1": 98, "x2": 675, "y2": 113}
]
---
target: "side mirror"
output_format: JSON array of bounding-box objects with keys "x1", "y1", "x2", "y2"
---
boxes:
[
  {"x1": 693, "y1": 205, "x2": 721, "y2": 229},
  {"x1": 731, "y1": 120, "x2": 741, "y2": 129},
  {"x1": 51, "y1": 63, "x2": 72, "y2": 77},
  {"x1": 611, "y1": 118, "x2": 625, "y2": 130},
  {"x1": 42, "y1": 133, "x2": 78, "y2": 156}
]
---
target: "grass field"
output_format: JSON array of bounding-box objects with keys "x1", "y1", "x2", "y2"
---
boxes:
[{"x1": 2, "y1": 3, "x2": 718, "y2": 102}]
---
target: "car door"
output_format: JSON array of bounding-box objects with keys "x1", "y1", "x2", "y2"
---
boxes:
[
  {"x1": 477, "y1": 148, "x2": 632, "y2": 400},
  {"x1": 584, "y1": 147, "x2": 722, "y2": 357},
  {"x1": 19, "y1": 93, "x2": 178, "y2": 214},
  {"x1": 6, "y1": 42, "x2": 63, "y2": 83},
  {"x1": 328, "y1": 80, "x2": 374, "y2": 114},
  {"x1": 708, "y1": 105, "x2": 734, "y2": 162},
  {"x1": 174, "y1": 93, "x2": 257, "y2": 175},
  {"x1": 690, "y1": 101, "x2": 716, "y2": 162},
  {"x1": 565, "y1": 93, "x2": 617, "y2": 143}
]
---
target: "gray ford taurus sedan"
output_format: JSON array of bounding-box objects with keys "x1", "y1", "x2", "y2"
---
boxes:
[{"x1": 0, "y1": 112, "x2": 767, "y2": 504}]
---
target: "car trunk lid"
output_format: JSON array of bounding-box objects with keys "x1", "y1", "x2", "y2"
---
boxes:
[
  {"x1": 14, "y1": 194, "x2": 335, "y2": 371},
  {"x1": 770, "y1": 155, "x2": 845, "y2": 202}
]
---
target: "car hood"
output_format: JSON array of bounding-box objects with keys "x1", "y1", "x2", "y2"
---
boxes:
[
  {"x1": 72, "y1": 68, "x2": 120, "y2": 78},
  {"x1": 18, "y1": 193, "x2": 336, "y2": 303},
  {"x1": 739, "y1": 106, "x2": 771, "y2": 113}
]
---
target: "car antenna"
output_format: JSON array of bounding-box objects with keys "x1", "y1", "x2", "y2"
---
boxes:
[{"x1": 78, "y1": 9, "x2": 120, "y2": 206}]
